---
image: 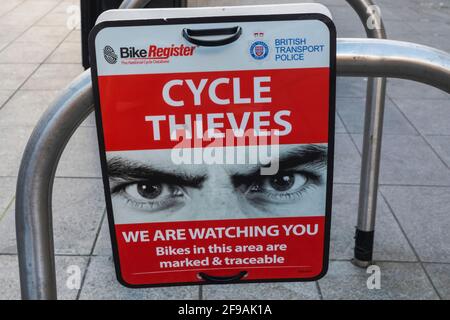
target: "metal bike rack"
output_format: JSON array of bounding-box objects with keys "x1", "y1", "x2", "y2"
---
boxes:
[
  {"x1": 15, "y1": 38, "x2": 450, "y2": 300},
  {"x1": 16, "y1": 1, "x2": 450, "y2": 300},
  {"x1": 119, "y1": 0, "x2": 152, "y2": 9}
]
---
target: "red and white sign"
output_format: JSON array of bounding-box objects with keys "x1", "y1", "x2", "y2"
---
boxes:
[{"x1": 90, "y1": 4, "x2": 336, "y2": 287}]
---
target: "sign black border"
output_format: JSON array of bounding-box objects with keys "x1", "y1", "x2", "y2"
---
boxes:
[{"x1": 89, "y1": 12, "x2": 336, "y2": 288}]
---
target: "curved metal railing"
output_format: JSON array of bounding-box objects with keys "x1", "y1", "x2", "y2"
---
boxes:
[
  {"x1": 17, "y1": 0, "x2": 420, "y2": 299},
  {"x1": 15, "y1": 0, "x2": 433, "y2": 300},
  {"x1": 16, "y1": 37, "x2": 450, "y2": 299}
]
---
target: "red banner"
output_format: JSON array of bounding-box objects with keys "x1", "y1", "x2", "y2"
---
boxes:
[
  {"x1": 98, "y1": 68, "x2": 330, "y2": 151},
  {"x1": 115, "y1": 216, "x2": 325, "y2": 285}
]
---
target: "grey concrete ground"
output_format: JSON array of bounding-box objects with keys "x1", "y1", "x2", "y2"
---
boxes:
[{"x1": 0, "y1": 0, "x2": 449, "y2": 300}]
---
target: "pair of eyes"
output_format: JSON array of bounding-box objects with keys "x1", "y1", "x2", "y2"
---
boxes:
[{"x1": 113, "y1": 170, "x2": 320, "y2": 212}]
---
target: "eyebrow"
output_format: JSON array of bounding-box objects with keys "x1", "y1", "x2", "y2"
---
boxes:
[
  {"x1": 107, "y1": 156, "x2": 207, "y2": 188},
  {"x1": 107, "y1": 145, "x2": 327, "y2": 189},
  {"x1": 231, "y1": 144, "x2": 327, "y2": 186}
]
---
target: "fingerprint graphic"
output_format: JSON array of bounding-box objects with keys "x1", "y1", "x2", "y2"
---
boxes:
[{"x1": 103, "y1": 45, "x2": 118, "y2": 64}]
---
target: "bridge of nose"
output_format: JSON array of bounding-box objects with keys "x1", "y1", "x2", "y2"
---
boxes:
[{"x1": 192, "y1": 165, "x2": 245, "y2": 217}]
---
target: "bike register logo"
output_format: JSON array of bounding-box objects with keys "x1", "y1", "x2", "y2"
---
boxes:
[
  {"x1": 103, "y1": 45, "x2": 118, "y2": 64},
  {"x1": 118, "y1": 43, "x2": 196, "y2": 64}
]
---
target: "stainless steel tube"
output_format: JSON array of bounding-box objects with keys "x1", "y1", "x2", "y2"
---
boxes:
[
  {"x1": 16, "y1": 71, "x2": 93, "y2": 300},
  {"x1": 337, "y1": 39, "x2": 450, "y2": 93},
  {"x1": 345, "y1": 0, "x2": 387, "y2": 267},
  {"x1": 119, "y1": 0, "x2": 152, "y2": 9},
  {"x1": 15, "y1": 38, "x2": 450, "y2": 299}
]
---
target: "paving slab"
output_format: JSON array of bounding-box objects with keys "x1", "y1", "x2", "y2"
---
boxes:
[
  {"x1": 0, "y1": 13, "x2": 42, "y2": 30},
  {"x1": 334, "y1": 113, "x2": 346, "y2": 134},
  {"x1": 22, "y1": 63, "x2": 83, "y2": 90},
  {"x1": 37, "y1": 12, "x2": 72, "y2": 27},
  {"x1": 0, "y1": 0, "x2": 25, "y2": 17},
  {"x1": 352, "y1": 134, "x2": 450, "y2": 186},
  {"x1": 203, "y1": 281, "x2": 320, "y2": 300},
  {"x1": 377, "y1": 6, "x2": 423, "y2": 23},
  {"x1": 82, "y1": 112, "x2": 96, "y2": 127},
  {"x1": 381, "y1": 186, "x2": 450, "y2": 263},
  {"x1": 51, "y1": 178, "x2": 105, "y2": 255},
  {"x1": 0, "y1": 89, "x2": 14, "y2": 107},
  {"x1": 0, "y1": 89, "x2": 93, "y2": 128},
  {"x1": 376, "y1": 0, "x2": 419, "y2": 8},
  {"x1": 15, "y1": 25, "x2": 71, "y2": 44},
  {"x1": 0, "y1": 177, "x2": 16, "y2": 216},
  {"x1": 93, "y1": 215, "x2": 111, "y2": 256},
  {"x1": 410, "y1": 34, "x2": 450, "y2": 54},
  {"x1": 330, "y1": 184, "x2": 416, "y2": 261},
  {"x1": 0, "y1": 0, "x2": 58, "y2": 28},
  {"x1": 0, "y1": 63, "x2": 38, "y2": 90},
  {"x1": 409, "y1": 9, "x2": 450, "y2": 38},
  {"x1": 413, "y1": 25, "x2": 450, "y2": 45},
  {"x1": 424, "y1": 263, "x2": 450, "y2": 300},
  {"x1": 55, "y1": 126, "x2": 102, "y2": 177},
  {"x1": 0, "y1": 126, "x2": 33, "y2": 176},
  {"x1": 336, "y1": 77, "x2": 367, "y2": 98},
  {"x1": 51, "y1": 0, "x2": 79, "y2": 14},
  {"x1": 0, "y1": 90, "x2": 59, "y2": 127},
  {"x1": 332, "y1": 133, "x2": 361, "y2": 184},
  {"x1": 46, "y1": 41, "x2": 82, "y2": 64},
  {"x1": 0, "y1": 24, "x2": 28, "y2": 44},
  {"x1": 13, "y1": 0, "x2": 58, "y2": 15},
  {"x1": 382, "y1": 20, "x2": 426, "y2": 43},
  {"x1": 0, "y1": 42, "x2": 57, "y2": 63},
  {"x1": 337, "y1": 97, "x2": 417, "y2": 135},
  {"x1": 65, "y1": 29, "x2": 81, "y2": 43},
  {"x1": 392, "y1": 98, "x2": 450, "y2": 136},
  {"x1": 324, "y1": 6, "x2": 360, "y2": 22},
  {"x1": 0, "y1": 206, "x2": 16, "y2": 253},
  {"x1": 318, "y1": 261, "x2": 439, "y2": 300},
  {"x1": 333, "y1": 20, "x2": 367, "y2": 38},
  {"x1": 0, "y1": 254, "x2": 88, "y2": 300},
  {"x1": 79, "y1": 256, "x2": 199, "y2": 300},
  {"x1": 387, "y1": 79, "x2": 449, "y2": 100},
  {"x1": 0, "y1": 178, "x2": 105, "y2": 255},
  {"x1": 425, "y1": 135, "x2": 450, "y2": 167},
  {"x1": 415, "y1": 2, "x2": 450, "y2": 21}
]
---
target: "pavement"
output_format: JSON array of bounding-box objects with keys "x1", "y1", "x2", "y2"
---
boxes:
[{"x1": 0, "y1": 0, "x2": 449, "y2": 300}]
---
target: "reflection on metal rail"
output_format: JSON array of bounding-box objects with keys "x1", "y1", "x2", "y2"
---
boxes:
[
  {"x1": 119, "y1": 0, "x2": 152, "y2": 9},
  {"x1": 338, "y1": 39, "x2": 450, "y2": 91},
  {"x1": 16, "y1": 38, "x2": 450, "y2": 299}
]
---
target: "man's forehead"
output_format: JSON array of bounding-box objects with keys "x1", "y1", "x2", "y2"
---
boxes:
[{"x1": 106, "y1": 144, "x2": 325, "y2": 176}]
